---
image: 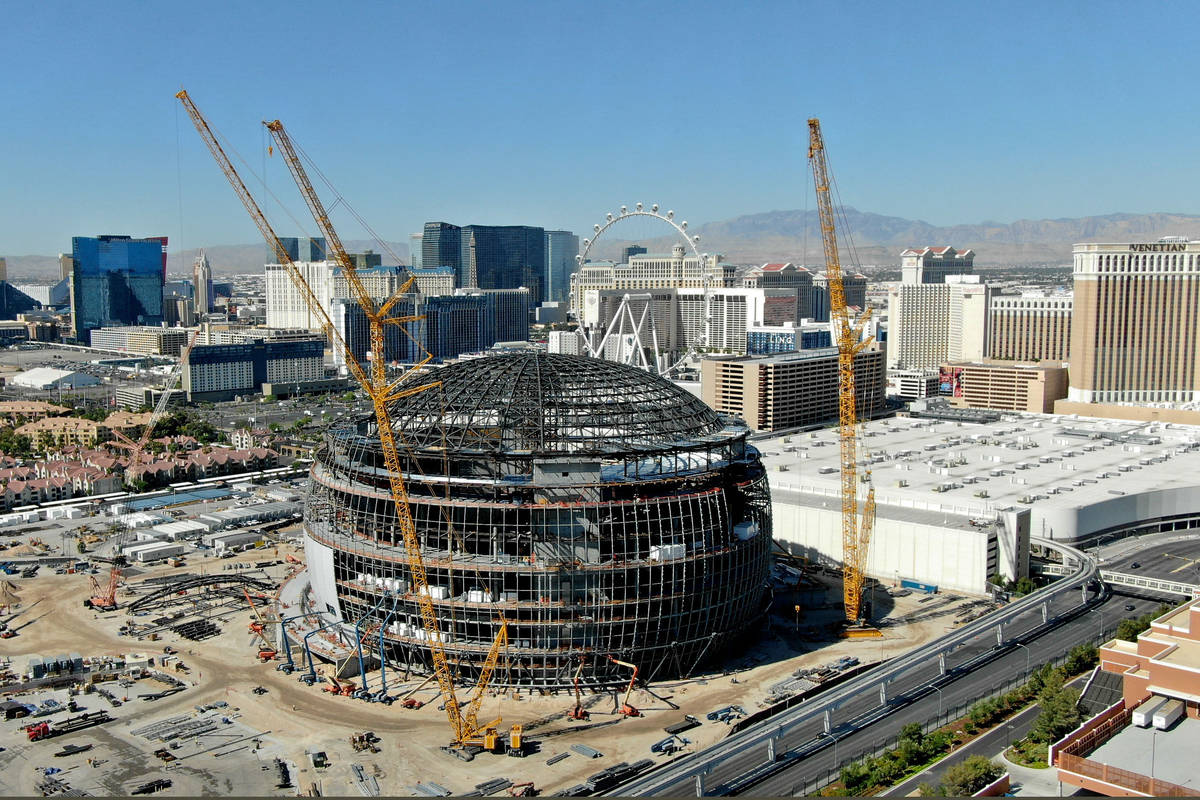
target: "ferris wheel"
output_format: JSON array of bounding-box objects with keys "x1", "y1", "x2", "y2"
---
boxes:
[{"x1": 571, "y1": 203, "x2": 714, "y2": 377}]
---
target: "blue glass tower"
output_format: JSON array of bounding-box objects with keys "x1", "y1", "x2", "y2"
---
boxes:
[
  {"x1": 70, "y1": 235, "x2": 165, "y2": 342},
  {"x1": 460, "y1": 225, "x2": 545, "y2": 304}
]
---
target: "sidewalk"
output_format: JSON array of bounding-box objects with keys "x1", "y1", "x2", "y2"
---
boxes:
[{"x1": 999, "y1": 752, "x2": 1065, "y2": 797}]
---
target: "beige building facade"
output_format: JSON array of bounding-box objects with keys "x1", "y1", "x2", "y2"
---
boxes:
[
  {"x1": 987, "y1": 294, "x2": 1072, "y2": 362},
  {"x1": 899, "y1": 245, "x2": 975, "y2": 284},
  {"x1": 570, "y1": 244, "x2": 734, "y2": 318},
  {"x1": 701, "y1": 349, "x2": 885, "y2": 431},
  {"x1": 1069, "y1": 239, "x2": 1200, "y2": 404},
  {"x1": 887, "y1": 275, "x2": 989, "y2": 371},
  {"x1": 941, "y1": 361, "x2": 1069, "y2": 413}
]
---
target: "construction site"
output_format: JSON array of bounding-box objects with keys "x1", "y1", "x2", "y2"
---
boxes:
[
  {"x1": 304, "y1": 350, "x2": 774, "y2": 689},
  {"x1": 0, "y1": 100, "x2": 984, "y2": 795},
  {"x1": 0, "y1": 532, "x2": 981, "y2": 797}
]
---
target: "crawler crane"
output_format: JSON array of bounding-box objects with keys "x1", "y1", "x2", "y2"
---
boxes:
[
  {"x1": 177, "y1": 89, "x2": 511, "y2": 751},
  {"x1": 806, "y1": 118, "x2": 879, "y2": 634}
]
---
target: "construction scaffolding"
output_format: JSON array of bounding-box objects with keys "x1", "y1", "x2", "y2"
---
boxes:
[{"x1": 305, "y1": 351, "x2": 773, "y2": 689}]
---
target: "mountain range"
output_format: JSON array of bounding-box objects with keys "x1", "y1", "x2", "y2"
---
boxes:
[
  {"x1": 591, "y1": 209, "x2": 1200, "y2": 268},
  {"x1": 6, "y1": 211, "x2": 1200, "y2": 278}
]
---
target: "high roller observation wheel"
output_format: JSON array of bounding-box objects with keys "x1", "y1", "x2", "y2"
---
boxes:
[{"x1": 572, "y1": 203, "x2": 712, "y2": 376}]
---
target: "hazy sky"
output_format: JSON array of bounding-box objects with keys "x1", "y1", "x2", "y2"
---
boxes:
[{"x1": 3, "y1": 0, "x2": 1199, "y2": 255}]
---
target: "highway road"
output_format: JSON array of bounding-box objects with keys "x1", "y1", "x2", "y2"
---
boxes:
[
  {"x1": 611, "y1": 529, "x2": 1199, "y2": 797},
  {"x1": 737, "y1": 590, "x2": 1164, "y2": 797},
  {"x1": 1096, "y1": 533, "x2": 1200, "y2": 586}
]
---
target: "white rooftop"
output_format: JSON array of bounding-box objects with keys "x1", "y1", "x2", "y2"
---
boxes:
[
  {"x1": 9, "y1": 367, "x2": 100, "y2": 388},
  {"x1": 757, "y1": 411, "x2": 1200, "y2": 542}
]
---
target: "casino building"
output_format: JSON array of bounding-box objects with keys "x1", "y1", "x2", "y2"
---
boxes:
[{"x1": 1068, "y1": 238, "x2": 1200, "y2": 405}]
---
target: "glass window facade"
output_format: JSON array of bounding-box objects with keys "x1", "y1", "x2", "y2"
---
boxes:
[
  {"x1": 70, "y1": 235, "x2": 166, "y2": 342},
  {"x1": 460, "y1": 225, "x2": 545, "y2": 304}
]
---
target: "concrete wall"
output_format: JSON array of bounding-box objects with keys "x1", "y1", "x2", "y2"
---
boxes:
[
  {"x1": 772, "y1": 497, "x2": 991, "y2": 595},
  {"x1": 1035, "y1": 484, "x2": 1200, "y2": 542}
]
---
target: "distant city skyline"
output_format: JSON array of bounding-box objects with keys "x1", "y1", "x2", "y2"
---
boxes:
[{"x1": 4, "y1": 1, "x2": 1200, "y2": 255}]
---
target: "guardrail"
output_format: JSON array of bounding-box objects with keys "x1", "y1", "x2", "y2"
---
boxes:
[
  {"x1": 610, "y1": 536, "x2": 1098, "y2": 796},
  {"x1": 1099, "y1": 570, "x2": 1200, "y2": 598}
]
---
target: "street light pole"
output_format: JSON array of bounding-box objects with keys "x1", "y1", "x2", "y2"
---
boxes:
[
  {"x1": 932, "y1": 683, "x2": 944, "y2": 721},
  {"x1": 1014, "y1": 641, "x2": 1032, "y2": 675},
  {"x1": 1087, "y1": 607, "x2": 1104, "y2": 641}
]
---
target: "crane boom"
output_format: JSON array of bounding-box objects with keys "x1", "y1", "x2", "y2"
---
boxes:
[
  {"x1": 807, "y1": 118, "x2": 876, "y2": 624},
  {"x1": 263, "y1": 120, "x2": 418, "y2": 386},
  {"x1": 177, "y1": 90, "x2": 500, "y2": 746},
  {"x1": 261, "y1": 116, "x2": 498, "y2": 743}
]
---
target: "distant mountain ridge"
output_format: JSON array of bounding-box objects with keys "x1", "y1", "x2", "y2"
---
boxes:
[
  {"x1": 7, "y1": 212, "x2": 1200, "y2": 278},
  {"x1": 593, "y1": 209, "x2": 1200, "y2": 267}
]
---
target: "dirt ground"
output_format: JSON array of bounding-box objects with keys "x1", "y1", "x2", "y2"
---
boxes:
[{"x1": 0, "y1": 545, "x2": 974, "y2": 797}]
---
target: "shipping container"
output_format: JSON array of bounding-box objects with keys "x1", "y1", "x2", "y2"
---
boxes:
[
  {"x1": 1132, "y1": 696, "x2": 1168, "y2": 728},
  {"x1": 1153, "y1": 698, "x2": 1184, "y2": 730}
]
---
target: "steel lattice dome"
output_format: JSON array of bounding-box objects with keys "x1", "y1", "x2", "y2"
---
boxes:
[
  {"x1": 387, "y1": 351, "x2": 727, "y2": 456},
  {"x1": 303, "y1": 351, "x2": 773, "y2": 689}
]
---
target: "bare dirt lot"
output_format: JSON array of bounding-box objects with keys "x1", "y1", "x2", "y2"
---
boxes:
[{"x1": 0, "y1": 546, "x2": 974, "y2": 796}]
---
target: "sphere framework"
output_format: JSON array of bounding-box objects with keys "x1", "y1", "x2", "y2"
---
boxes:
[{"x1": 303, "y1": 352, "x2": 772, "y2": 688}]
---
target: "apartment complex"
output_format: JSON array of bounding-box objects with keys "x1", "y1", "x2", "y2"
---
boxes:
[
  {"x1": 701, "y1": 349, "x2": 885, "y2": 431},
  {"x1": 15, "y1": 417, "x2": 108, "y2": 450},
  {"x1": 0, "y1": 401, "x2": 68, "y2": 423},
  {"x1": 987, "y1": 294, "x2": 1072, "y2": 362}
]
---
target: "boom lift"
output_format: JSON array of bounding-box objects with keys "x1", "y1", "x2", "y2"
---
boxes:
[
  {"x1": 566, "y1": 659, "x2": 589, "y2": 721},
  {"x1": 109, "y1": 330, "x2": 200, "y2": 463},
  {"x1": 243, "y1": 588, "x2": 277, "y2": 660},
  {"x1": 176, "y1": 90, "x2": 511, "y2": 750},
  {"x1": 607, "y1": 656, "x2": 641, "y2": 717},
  {"x1": 806, "y1": 118, "x2": 879, "y2": 633}
]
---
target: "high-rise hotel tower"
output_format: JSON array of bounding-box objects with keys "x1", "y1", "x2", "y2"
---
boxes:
[{"x1": 1069, "y1": 238, "x2": 1200, "y2": 404}]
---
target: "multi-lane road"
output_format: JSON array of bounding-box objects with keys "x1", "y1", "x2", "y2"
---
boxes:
[{"x1": 610, "y1": 531, "x2": 1199, "y2": 797}]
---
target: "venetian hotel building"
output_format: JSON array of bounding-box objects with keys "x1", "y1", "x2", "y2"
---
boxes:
[{"x1": 1068, "y1": 238, "x2": 1200, "y2": 404}]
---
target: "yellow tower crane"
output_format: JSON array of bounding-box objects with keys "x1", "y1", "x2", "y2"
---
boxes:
[
  {"x1": 806, "y1": 118, "x2": 879, "y2": 632},
  {"x1": 263, "y1": 119, "x2": 421, "y2": 386},
  {"x1": 176, "y1": 89, "x2": 509, "y2": 750}
]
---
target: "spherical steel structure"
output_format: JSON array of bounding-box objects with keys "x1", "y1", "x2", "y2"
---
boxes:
[{"x1": 303, "y1": 351, "x2": 772, "y2": 688}]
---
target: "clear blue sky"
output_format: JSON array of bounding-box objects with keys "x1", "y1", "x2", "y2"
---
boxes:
[{"x1": 3, "y1": 0, "x2": 1199, "y2": 255}]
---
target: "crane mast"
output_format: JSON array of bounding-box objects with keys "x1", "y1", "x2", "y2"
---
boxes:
[
  {"x1": 263, "y1": 120, "x2": 420, "y2": 388},
  {"x1": 176, "y1": 90, "x2": 500, "y2": 747},
  {"x1": 806, "y1": 118, "x2": 877, "y2": 625}
]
